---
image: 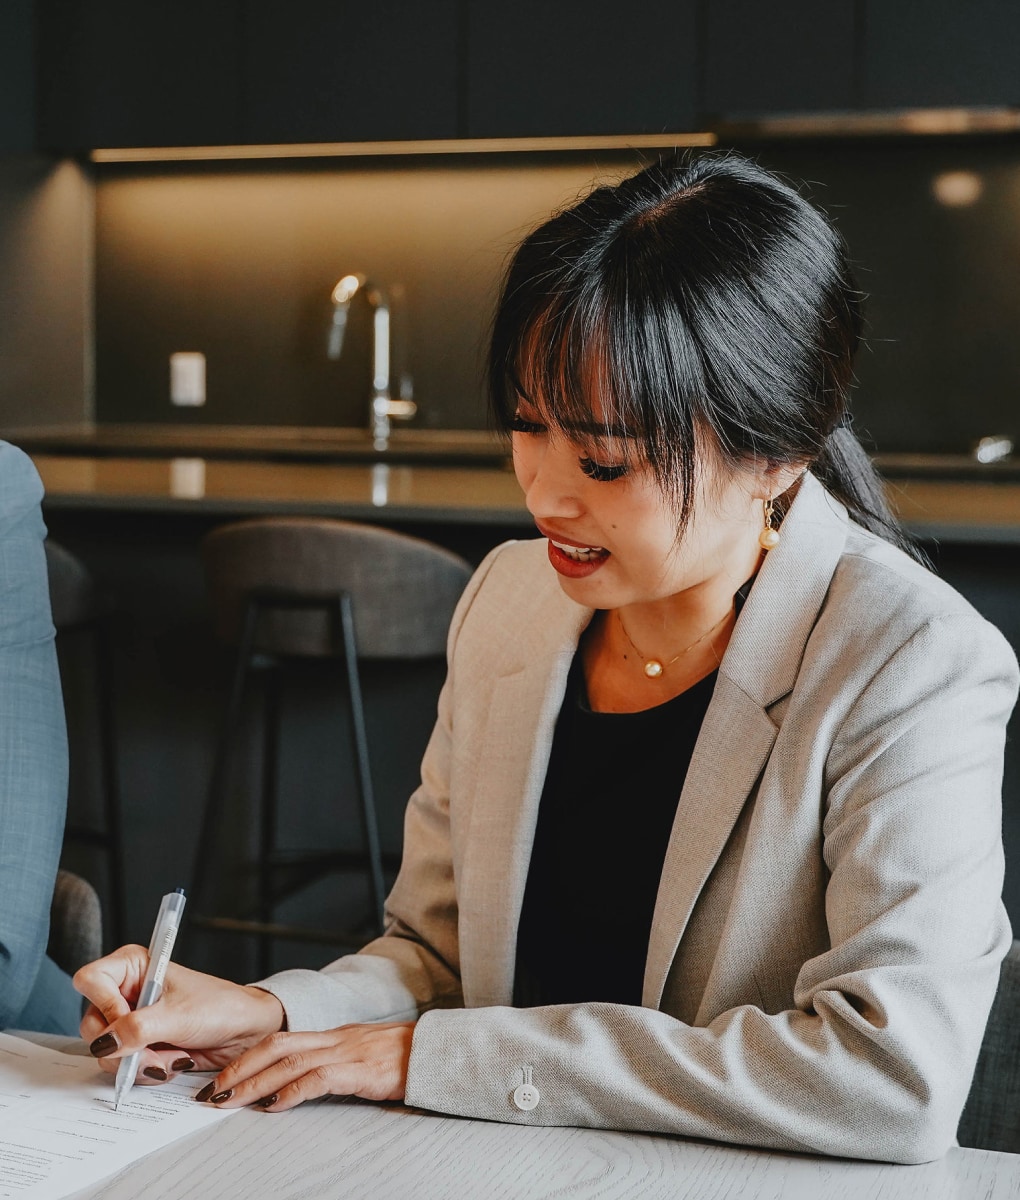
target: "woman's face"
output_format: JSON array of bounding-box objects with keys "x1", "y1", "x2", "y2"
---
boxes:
[{"x1": 511, "y1": 399, "x2": 768, "y2": 613}]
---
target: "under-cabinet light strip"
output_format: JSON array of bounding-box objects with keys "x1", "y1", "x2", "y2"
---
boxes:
[
  {"x1": 715, "y1": 107, "x2": 1020, "y2": 139},
  {"x1": 89, "y1": 132, "x2": 718, "y2": 163}
]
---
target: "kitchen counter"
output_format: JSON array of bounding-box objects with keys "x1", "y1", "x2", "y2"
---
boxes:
[
  {"x1": 9, "y1": 424, "x2": 1020, "y2": 483},
  {"x1": 3, "y1": 423, "x2": 510, "y2": 466},
  {"x1": 27, "y1": 453, "x2": 1020, "y2": 544}
]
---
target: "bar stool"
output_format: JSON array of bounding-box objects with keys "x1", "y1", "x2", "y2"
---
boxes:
[
  {"x1": 45, "y1": 539, "x2": 126, "y2": 948},
  {"x1": 191, "y1": 517, "x2": 472, "y2": 976}
]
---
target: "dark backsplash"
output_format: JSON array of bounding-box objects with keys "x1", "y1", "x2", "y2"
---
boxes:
[{"x1": 95, "y1": 142, "x2": 1020, "y2": 454}]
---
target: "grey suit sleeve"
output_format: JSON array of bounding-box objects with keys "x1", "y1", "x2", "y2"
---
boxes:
[
  {"x1": 0, "y1": 443, "x2": 69, "y2": 1029},
  {"x1": 254, "y1": 544, "x2": 512, "y2": 1029},
  {"x1": 404, "y1": 614, "x2": 1018, "y2": 1165}
]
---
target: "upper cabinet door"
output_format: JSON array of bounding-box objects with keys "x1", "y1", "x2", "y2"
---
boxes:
[
  {"x1": 1, "y1": 0, "x2": 35, "y2": 155},
  {"x1": 241, "y1": 1, "x2": 460, "y2": 143},
  {"x1": 701, "y1": 0, "x2": 857, "y2": 119},
  {"x1": 37, "y1": 1, "x2": 244, "y2": 151},
  {"x1": 862, "y1": 0, "x2": 1020, "y2": 108},
  {"x1": 466, "y1": 0, "x2": 699, "y2": 137}
]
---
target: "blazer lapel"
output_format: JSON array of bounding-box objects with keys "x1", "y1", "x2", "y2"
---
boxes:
[
  {"x1": 643, "y1": 472, "x2": 851, "y2": 1009},
  {"x1": 643, "y1": 680, "x2": 778, "y2": 1008},
  {"x1": 458, "y1": 598, "x2": 592, "y2": 1008}
]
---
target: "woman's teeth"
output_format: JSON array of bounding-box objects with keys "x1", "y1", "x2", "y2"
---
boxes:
[{"x1": 550, "y1": 539, "x2": 608, "y2": 562}]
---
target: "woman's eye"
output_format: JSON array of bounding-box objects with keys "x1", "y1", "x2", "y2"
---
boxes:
[
  {"x1": 510, "y1": 413, "x2": 546, "y2": 434},
  {"x1": 579, "y1": 457, "x2": 629, "y2": 482}
]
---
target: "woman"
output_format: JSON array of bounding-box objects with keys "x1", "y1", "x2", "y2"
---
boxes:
[
  {"x1": 76, "y1": 154, "x2": 1018, "y2": 1163},
  {"x1": 0, "y1": 440, "x2": 80, "y2": 1035}
]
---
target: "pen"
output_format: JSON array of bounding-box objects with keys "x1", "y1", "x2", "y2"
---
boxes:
[{"x1": 113, "y1": 887, "x2": 187, "y2": 1111}]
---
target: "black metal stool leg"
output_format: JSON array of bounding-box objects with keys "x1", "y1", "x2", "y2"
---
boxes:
[
  {"x1": 94, "y1": 615, "x2": 126, "y2": 948},
  {"x1": 190, "y1": 598, "x2": 260, "y2": 918},
  {"x1": 258, "y1": 663, "x2": 281, "y2": 979},
  {"x1": 336, "y1": 595, "x2": 386, "y2": 933}
]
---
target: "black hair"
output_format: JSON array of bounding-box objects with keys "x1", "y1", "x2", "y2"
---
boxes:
[{"x1": 489, "y1": 151, "x2": 919, "y2": 560}]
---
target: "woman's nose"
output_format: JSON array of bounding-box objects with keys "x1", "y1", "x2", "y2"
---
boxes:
[{"x1": 517, "y1": 438, "x2": 585, "y2": 522}]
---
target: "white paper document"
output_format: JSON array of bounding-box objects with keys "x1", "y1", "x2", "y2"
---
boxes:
[{"x1": 0, "y1": 1033, "x2": 238, "y2": 1199}]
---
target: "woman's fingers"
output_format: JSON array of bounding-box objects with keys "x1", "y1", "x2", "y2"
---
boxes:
[
  {"x1": 73, "y1": 949, "x2": 288, "y2": 1078},
  {"x1": 73, "y1": 945, "x2": 150, "y2": 1030},
  {"x1": 204, "y1": 1023, "x2": 415, "y2": 1112}
]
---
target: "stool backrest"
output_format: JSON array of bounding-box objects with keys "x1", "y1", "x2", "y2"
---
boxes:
[
  {"x1": 957, "y1": 939, "x2": 1020, "y2": 1153},
  {"x1": 201, "y1": 518, "x2": 473, "y2": 659},
  {"x1": 45, "y1": 539, "x2": 100, "y2": 631},
  {"x1": 48, "y1": 869, "x2": 103, "y2": 975}
]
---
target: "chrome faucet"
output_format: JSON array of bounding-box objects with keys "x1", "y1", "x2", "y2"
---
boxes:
[{"x1": 328, "y1": 274, "x2": 416, "y2": 450}]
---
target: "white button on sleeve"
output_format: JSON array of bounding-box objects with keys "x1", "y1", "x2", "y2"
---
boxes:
[{"x1": 512, "y1": 1083, "x2": 540, "y2": 1111}]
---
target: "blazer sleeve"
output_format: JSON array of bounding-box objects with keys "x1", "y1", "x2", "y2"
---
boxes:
[
  {"x1": 254, "y1": 543, "x2": 514, "y2": 1029},
  {"x1": 403, "y1": 611, "x2": 1018, "y2": 1165},
  {"x1": 0, "y1": 443, "x2": 69, "y2": 1029}
]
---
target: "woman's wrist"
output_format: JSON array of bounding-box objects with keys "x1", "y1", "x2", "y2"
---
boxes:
[{"x1": 242, "y1": 985, "x2": 288, "y2": 1036}]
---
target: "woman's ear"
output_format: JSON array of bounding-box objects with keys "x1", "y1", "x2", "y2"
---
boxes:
[{"x1": 758, "y1": 461, "x2": 808, "y2": 501}]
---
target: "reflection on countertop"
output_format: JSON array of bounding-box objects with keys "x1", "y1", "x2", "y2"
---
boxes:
[
  {"x1": 27, "y1": 452, "x2": 1020, "y2": 544},
  {"x1": 32, "y1": 454, "x2": 528, "y2": 526}
]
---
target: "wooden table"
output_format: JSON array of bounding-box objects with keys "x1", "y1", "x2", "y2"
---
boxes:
[
  {"x1": 62, "y1": 1094, "x2": 1020, "y2": 1200},
  {"x1": 17, "y1": 1035, "x2": 1019, "y2": 1200}
]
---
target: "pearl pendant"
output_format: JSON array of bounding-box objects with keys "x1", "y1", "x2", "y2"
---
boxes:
[
  {"x1": 644, "y1": 659, "x2": 664, "y2": 678},
  {"x1": 758, "y1": 527, "x2": 781, "y2": 550}
]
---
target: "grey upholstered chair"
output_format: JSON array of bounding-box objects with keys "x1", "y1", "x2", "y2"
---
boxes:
[
  {"x1": 48, "y1": 869, "x2": 103, "y2": 977},
  {"x1": 45, "y1": 540, "x2": 125, "y2": 947},
  {"x1": 192, "y1": 517, "x2": 473, "y2": 975},
  {"x1": 957, "y1": 940, "x2": 1020, "y2": 1153}
]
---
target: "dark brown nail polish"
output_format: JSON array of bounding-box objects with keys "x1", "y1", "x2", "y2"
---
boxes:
[
  {"x1": 89, "y1": 1033, "x2": 118, "y2": 1058},
  {"x1": 172, "y1": 1057, "x2": 196, "y2": 1072},
  {"x1": 254, "y1": 1094, "x2": 278, "y2": 1108},
  {"x1": 195, "y1": 1082, "x2": 216, "y2": 1102},
  {"x1": 210, "y1": 1089, "x2": 232, "y2": 1104},
  {"x1": 143, "y1": 1066, "x2": 168, "y2": 1081},
  {"x1": 148, "y1": 1042, "x2": 179, "y2": 1051}
]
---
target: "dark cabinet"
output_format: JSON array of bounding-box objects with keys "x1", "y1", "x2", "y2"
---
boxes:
[
  {"x1": 701, "y1": 0, "x2": 857, "y2": 119},
  {"x1": 1, "y1": 0, "x2": 37, "y2": 154},
  {"x1": 32, "y1": 2, "x2": 1020, "y2": 153},
  {"x1": 862, "y1": 0, "x2": 1020, "y2": 109},
  {"x1": 241, "y1": 1, "x2": 459, "y2": 143},
  {"x1": 37, "y1": 1, "x2": 459, "y2": 152},
  {"x1": 37, "y1": 2, "x2": 244, "y2": 151},
  {"x1": 465, "y1": 0, "x2": 698, "y2": 138}
]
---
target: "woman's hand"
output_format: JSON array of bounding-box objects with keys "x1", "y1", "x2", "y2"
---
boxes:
[
  {"x1": 195, "y1": 1022, "x2": 415, "y2": 1112},
  {"x1": 74, "y1": 945, "x2": 286, "y2": 1081}
]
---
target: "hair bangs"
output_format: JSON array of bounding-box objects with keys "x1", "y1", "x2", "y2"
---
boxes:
[{"x1": 491, "y1": 241, "x2": 706, "y2": 527}]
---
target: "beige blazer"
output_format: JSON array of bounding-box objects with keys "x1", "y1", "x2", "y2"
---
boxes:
[{"x1": 261, "y1": 473, "x2": 1019, "y2": 1163}]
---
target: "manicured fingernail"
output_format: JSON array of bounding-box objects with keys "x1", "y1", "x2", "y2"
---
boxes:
[
  {"x1": 172, "y1": 1057, "x2": 196, "y2": 1072},
  {"x1": 143, "y1": 1066, "x2": 169, "y2": 1081},
  {"x1": 89, "y1": 1033, "x2": 118, "y2": 1057},
  {"x1": 195, "y1": 1082, "x2": 216, "y2": 1102},
  {"x1": 254, "y1": 1094, "x2": 278, "y2": 1108},
  {"x1": 148, "y1": 1042, "x2": 179, "y2": 1051},
  {"x1": 210, "y1": 1089, "x2": 232, "y2": 1104}
]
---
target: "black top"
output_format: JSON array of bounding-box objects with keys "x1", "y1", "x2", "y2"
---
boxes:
[{"x1": 513, "y1": 655, "x2": 718, "y2": 1008}]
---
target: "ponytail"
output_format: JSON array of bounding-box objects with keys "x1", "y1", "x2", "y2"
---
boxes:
[{"x1": 811, "y1": 427, "x2": 927, "y2": 564}]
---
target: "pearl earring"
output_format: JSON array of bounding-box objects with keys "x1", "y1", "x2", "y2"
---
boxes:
[{"x1": 758, "y1": 497, "x2": 781, "y2": 550}]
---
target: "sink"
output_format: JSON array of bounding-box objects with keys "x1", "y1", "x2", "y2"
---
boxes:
[{"x1": 3, "y1": 423, "x2": 512, "y2": 468}]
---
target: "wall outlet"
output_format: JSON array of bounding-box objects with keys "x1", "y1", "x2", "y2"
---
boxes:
[{"x1": 170, "y1": 352, "x2": 206, "y2": 406}]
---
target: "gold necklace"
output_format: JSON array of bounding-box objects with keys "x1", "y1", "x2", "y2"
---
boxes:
[{"x1": 616, "y1": 607, "x2": 733, "y2": 679}]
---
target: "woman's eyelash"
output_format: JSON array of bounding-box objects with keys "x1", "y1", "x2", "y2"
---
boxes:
[
  {"x1": 579, "y1": 457, "x2": 629, "y2": 482},
  {"x1": 510, "y1": 414, "x2": 545, "y2": 434},
  {"x1": 510, "y1": 414, "x2": 627, "y2": 480}
]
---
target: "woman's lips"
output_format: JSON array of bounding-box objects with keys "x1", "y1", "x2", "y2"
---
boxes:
[{"x1": 545, "y1": 537, "x2": 611, "y2": 578}]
